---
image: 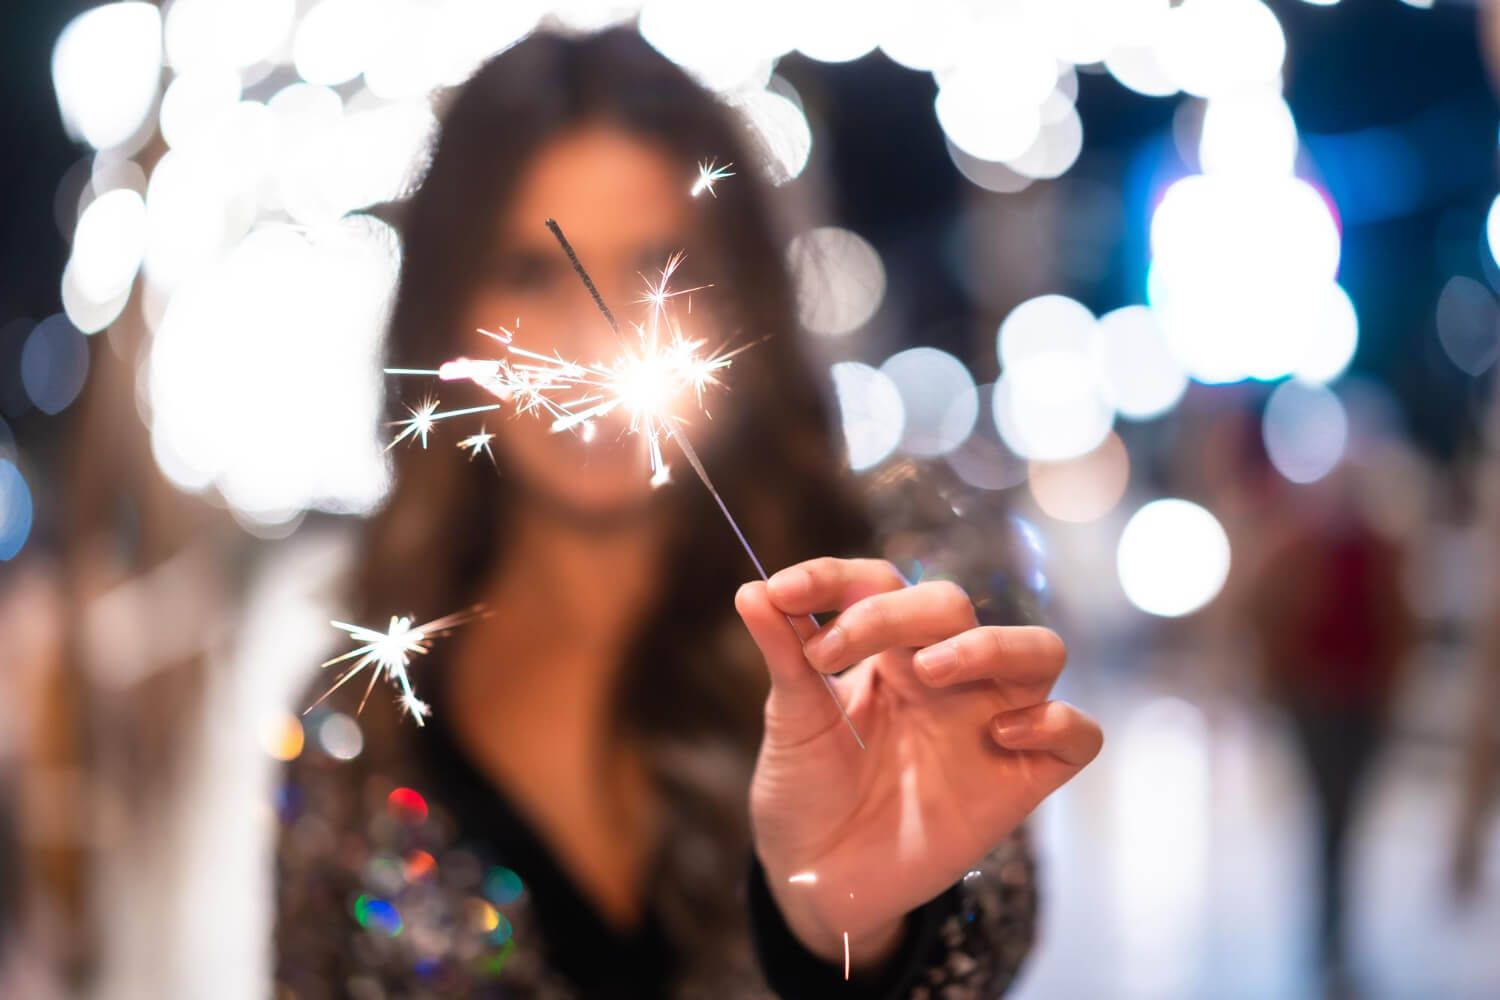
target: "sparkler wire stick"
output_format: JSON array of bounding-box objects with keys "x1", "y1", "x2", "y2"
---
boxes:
[
  {"x1": 670, "y1": 427, "x2": 865, "y2": 750},
  {"x1": 545, "y1": 218, "x2": 623, "y2": 338},
  {"x1": 544, "y1": 219, "x2": 866, "y2": 750}
]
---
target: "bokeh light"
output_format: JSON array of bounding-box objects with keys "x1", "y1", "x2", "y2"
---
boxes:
[
  {"x1": 1198, "y1": 91, "x2": 1297, "y2": 178},
  {"x1": 387, "y1": 787, "x2": 429, "y2": 824},
  {"x1": 1029, "y1": 432, "x2": 1130, "y2": 523},
  {"x1": 639, "y1": 0, "x2": 780, "y2": 93},
  {"x1": 21, "y1": 316, "x2": 90, "y2": 416},
  {"x1": 484, "y1": 865, "x2": 525, "y2": 905},
  {"x1": 159, "y1": 69, "x2": 244, "y2": 150},
  {"x1": 1291, "y1": 281, "x2": 1359, "y2": 384},
  {"x1": 1006, "y1": 97, "x2": 1084, "y2": 181},
  {"x1": 786, "y1": 227, "x2": 886, "y2": 336},
  {"x1": 164, "y1": 0, "x2": 296, "y2": 74},
  {"x1": 1116, "y1": 499, "x2": 1230, "y2": 617},
  {"x1": 51, "y1": 2, "x2": 163, "y2": 151},
  {"x1": 793, "y1": 0, "x2": 879, "y2": 64},
  {"x1": 1093, "y1": 305, "x2": 1188, "y2": 421},
  {"x1": 468, "y1": 897, "x2": 502, "y2": 933},
  {"x1": 998, "y1": 294, "x2": 1096, "y2": 371},
  {"x1": 260, "y1": 713, "x2": 305, "y2": 762},
  {"x1": 732, "y1": 87, "x2": 812, "y2": 186},
  {"x1": 293, "y1": 0, "x2": 382, "y2": 86},
  {"x1": 934, "y1": 52, "x2": 1050, "y2": 162},
  {"x1": 404, "y1": 849, "x2": 436, "y2": 882},
  {"x1": 944, "y1": 383, "x2": 1027, "y2": 491},
  {"x1": 879, "y1": 347, "x2": 977, "y2": 458},
  {"x1": 146, "y1": 218, "x2": 393, "y2": 524},
  {"x1": 1487, "y1": 194, "x2": 1500, "y2": 272},
  {"x1": 1156, "y1": 0, "x2": 1285, "y2": 99},
  {"x1": 489, "y1": 912, "x2": 515, "y2": 946},
  {"x1": 317, "y1": 712, "x2": 364, "y2": 761},
  {"x1": 945, "y1": 141, "x2": 1033, "y2": 195},
  {"x1": 1105, "y1": 42, "x2": 1178, "y2": 98},
  {"x1": 355, "y1": 897, "x2": 403, "y2": 936},
  {"x1": 1262, "y1": 379, "x2": 1348, "y2": 484},
  {"x1": 1149, "y1": 174, "x2": 1349, "y2": 384},
  {"x1": 830, "y1": 361, "x2": 904, "y2": 471},
  {"x1": 878, "y1": 0, "x2": 966, "y2": 72},
  {"x1": 68, "y1": 188, "x2": 147, "y2": 307},
  {"x1": 0, "y1": 460, "x2": 33, "y2": 561},
  {"x1": 994, "y1": 352, "x2": 1115, "y2": 462},
  {"x1": 1435, "y1": 275, "x2": 1500, "y2": 376}
]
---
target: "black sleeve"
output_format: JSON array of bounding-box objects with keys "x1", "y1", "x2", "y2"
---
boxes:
[{"x1": 745, "y1": 856, "x2": 962, "y2": 999}]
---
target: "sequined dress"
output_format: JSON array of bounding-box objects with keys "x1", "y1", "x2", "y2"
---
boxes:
[{"x1": 275, "y1": 705, "x2": 1037, "y2": 999}]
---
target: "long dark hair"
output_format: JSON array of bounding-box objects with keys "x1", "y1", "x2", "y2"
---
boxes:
[{"x1": 361, "y1": 29, "x2": 870, "y2": 759}]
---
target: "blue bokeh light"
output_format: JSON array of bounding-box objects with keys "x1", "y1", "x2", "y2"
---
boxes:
[{"x1": 0, "y1": 459, "x2": 34, "y2": 561}]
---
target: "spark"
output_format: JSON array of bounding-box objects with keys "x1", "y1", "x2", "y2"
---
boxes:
[
  {"x1": 787, "y1": 872, "x2": 818, "y2": 885},
  {"x1": 691, "y1": 158, "x2": 734, "y2": 198},
  {"x1": 532, "y1": 220, "x2": 867, "y2": 749},
  {"x1": 637, "y1": 251, "x2": 710, "y2": 317},
  {"x1": 843, "y1": 932, "x2": 850, "y2": 981},
  {"x1": 534, "y1": 318, "x2": 746, "y2": 486},
  {"x1": 458, "y1": 425, "x2": 495, "y2": 463},
  {"x1": 308, "y1": 609, "x2": 480, "y2": 726},
  {"x1": 388, "y1": 397, "x2": 440, "y2": 450},
  {"x1": 387, "y1": 397, "x2": 501, "y2": 451}
]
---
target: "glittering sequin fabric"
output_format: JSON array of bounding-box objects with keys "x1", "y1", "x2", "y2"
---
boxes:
[{"x1": 274, "y1": 728, "x2": 1036, "y2": 999}]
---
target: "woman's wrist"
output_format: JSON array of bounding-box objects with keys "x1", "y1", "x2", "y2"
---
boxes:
[{"x1": 764, "y1": 873, "x2": 906, "y2": 972}]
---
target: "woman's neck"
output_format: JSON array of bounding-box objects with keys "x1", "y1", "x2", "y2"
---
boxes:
[{"x1": 442, "y1": 498, "x2": 667, "y2": 926}]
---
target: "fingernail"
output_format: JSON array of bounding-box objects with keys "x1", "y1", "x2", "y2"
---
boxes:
[
  {"x1": 804, "y1": 623, "x2": 846, "y2": 669},
  {"x1": 914, "y1": 642, "x2": 957, "y2": 680},
  {"x1": 768, "y1": 566, "x2": 810, "y2": 602},
  {"x1": 991, "y1": 715, "x2": 1031, "y2": 745}
]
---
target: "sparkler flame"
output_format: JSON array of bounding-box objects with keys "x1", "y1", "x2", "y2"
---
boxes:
[{"x1": 520, "y1": 316, "x2": 745, "y2": 485}]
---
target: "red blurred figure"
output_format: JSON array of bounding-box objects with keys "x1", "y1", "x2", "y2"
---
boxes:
[{"x1": 1247, "y1": 467, "x2": 1414, "y2": 979}]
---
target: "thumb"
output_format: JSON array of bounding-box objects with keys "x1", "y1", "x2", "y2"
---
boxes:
[{"x1": 735, "y1": 582, "x2": 843, "y2": 739}]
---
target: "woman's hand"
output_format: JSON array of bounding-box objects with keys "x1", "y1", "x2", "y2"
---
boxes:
[{"x1": 736, "y1": 557, "x2": 1102, "y2": 971}]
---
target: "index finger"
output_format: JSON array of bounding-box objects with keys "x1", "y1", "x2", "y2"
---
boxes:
[{"x1": 766, "y1": 557, "x2": 908, "y2": 616}]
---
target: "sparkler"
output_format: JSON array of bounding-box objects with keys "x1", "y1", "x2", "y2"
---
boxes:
[
  {"x1": 359, "y1": 202, "x2": 866, "y2": 747},
  {"x1": 308, "y1": 609, "x2": 480, "y2": 725},
  {"x1": 535, "y1": 219, "x2": 866, "y2": 749}
]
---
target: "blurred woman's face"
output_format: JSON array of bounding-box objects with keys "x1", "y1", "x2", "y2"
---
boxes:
[{"x1": 462, "y1": 124, "x2": 702, "y2": 521}]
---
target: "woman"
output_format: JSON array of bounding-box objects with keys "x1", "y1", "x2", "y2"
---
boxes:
[{"x1": 276, "y1": 28, "x2": 1100, "y2": 998}]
